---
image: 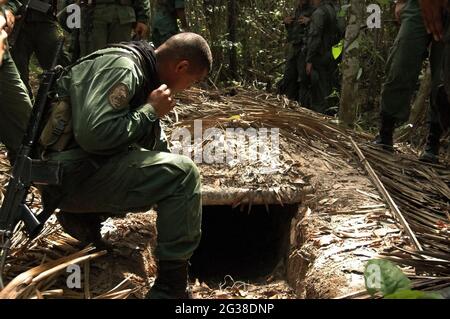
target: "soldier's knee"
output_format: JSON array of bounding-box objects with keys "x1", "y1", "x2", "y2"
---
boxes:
[{"x1": 171, "y1": 155, "x2": 201, "y2": 188}]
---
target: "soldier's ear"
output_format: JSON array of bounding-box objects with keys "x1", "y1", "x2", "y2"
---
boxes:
[{"x1": 175, "y1": 60, "x2": 190, "y2": 74}]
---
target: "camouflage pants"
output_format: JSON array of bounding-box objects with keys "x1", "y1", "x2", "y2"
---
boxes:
[
  {"x1": 380, "y1": 0, "x2": 444, "y2": 125},
  {"x1": 10, "y1": 20, "x2": 70, "y2": 96},
  {"x1": 0, "y1": 52, "x2": 32, "y2": 160},
  {"x1": 151, "y1": 12, "x2": 179, "y2": 47},
  {"x1": 445, "y1": 15, "x2": 450, "y2": 100},
  {"x1": 47, "y1": 143, "x2": 202, "y2": 262},
  {"x1": 79, "y1": 5, "x2": 134, "y2": 57}
]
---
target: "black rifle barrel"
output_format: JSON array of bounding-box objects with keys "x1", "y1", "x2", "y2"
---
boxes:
[{"x1": 0, "y1": 38, "x2": 65, "y2": 288}]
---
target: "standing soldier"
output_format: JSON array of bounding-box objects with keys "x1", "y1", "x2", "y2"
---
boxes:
[
  {"x1": 374, "y1": 0, "x2": 445, "y2": 164},
  {"x1": 152, "y1": 0, "x2": 187, "y2": 48},
  {"x1": 75, "y1": 0, "x2": 150, "y2": 58},
  {"x1": 6, "y1": 0, "x2": 71, "y2": 95},
  {"x1": 0, "y1": 0, "x2": 32, "y2": 163},
  {"x1": 420, "y1": 0, "x2": 450, "y2": 141},
  {"x1": 279, "y1": 0, "x2": 314, "y2": 104},
  {"x1": 305, "y1": 0, "x2": 338, "y2": 114}
]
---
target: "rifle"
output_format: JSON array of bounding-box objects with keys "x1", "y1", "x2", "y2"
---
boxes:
[{"x1": 0, "y1": 38, "x2": 65, "y2": 289}]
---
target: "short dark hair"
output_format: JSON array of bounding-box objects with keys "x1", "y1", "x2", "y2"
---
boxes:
[{"x1": 158, "y1": 32, "x2": 213, "y2": 73}]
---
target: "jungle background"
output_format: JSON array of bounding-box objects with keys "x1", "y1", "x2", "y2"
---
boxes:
[
  {"x1": 3, "y1": 0, "x2": 449, "y2": 300},
  {"x1": 145, "y1": 0, "x2": 432, "y2": 146}
]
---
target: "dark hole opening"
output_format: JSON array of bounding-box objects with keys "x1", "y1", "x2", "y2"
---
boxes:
[{"x1": 190, "y1": 204, "x2": 299, "y2": 282}]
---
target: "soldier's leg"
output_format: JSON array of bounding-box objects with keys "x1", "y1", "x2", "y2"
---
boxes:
[
  {"x1": 58, "y1": 150, "x2": 202, "y2": 262},
  {"x1": 80, "y1": 6, "x2": 110, "y2": 56},
  {"x1": 151, "y1": 28, "x2": 164, "y2": 48},
  {"x1": 10, "y1": 25, "x2": 34, "y2": 95},
  {"x1": 280, "y1": 50, "x2": 300, "y2": 101},
  {"x1": 152, "y1": 27, "x2": 178, "y2": 48},
  {"x1": 445, "y1": 17, "x2": 450, "y2": 102},
  {"x1": 57, "y1": 150, "x2": 201, "y2": 298},
  {"x1": 420, "y1": 40, "x2": 445, "y2": 163},
  {"x1": 107, "y1": 22, "x2": 133, "y2": 43},
  {"x1": 375, "y1": 0, "x2": 431, "y2": 148},
  {"x1": 297, "y1": 51, "x2": 310, "y2": 107},
  {"x1": 0, "y1": 52, "x2": 32, "y2": 162},
  {"x1": 33, "y1": 22, "x2": 71, "y2": 69},
  {"x1": 310, "y1": 65, "x2": 331, "y2": 114},
  {"x1": 380, "y1": 0, "x2": 431, "y2": 125}
]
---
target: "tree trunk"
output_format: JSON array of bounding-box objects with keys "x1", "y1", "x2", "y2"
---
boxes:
[
  {"x1": 339, "y1": 0, "x2": 366, "y2": 127},
  {"x1": 227, "y1": 0, "x2": 238, "y2": 80}
]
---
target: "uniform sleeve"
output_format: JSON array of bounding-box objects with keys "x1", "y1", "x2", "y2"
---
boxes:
[
  {"x1": 174, "y1": 0, "x2": 185, "y2": 9},
  {"x1": 70, "y1": 66, "x2": 159, "y2": 155},
  {"x1": 133, "y1": 0, "x2": 150, "y2": 24},
  {"x1": 306, "y1": 10, "x2": 325, "y2": 63}
]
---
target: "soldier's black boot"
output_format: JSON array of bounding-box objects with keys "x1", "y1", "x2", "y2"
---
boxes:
[
  {"x1": 56, "y1": 211, "x2": 113, "y2": 252},
  {"x1": 373, "y1": 114, "x2": 396, "y2": 151},
  {"x1": 146, "y1": 260, "x2": 192, "y2": 299},
  {"x1": 419, "y1": 123, "x2": 442, "y2": 164}
]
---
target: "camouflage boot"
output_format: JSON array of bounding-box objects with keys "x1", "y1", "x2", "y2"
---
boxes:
[{"x1": 146, "y1": 260, "x2": 192, "y2": 299}]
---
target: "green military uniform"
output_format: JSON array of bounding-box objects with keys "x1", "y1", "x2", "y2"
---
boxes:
[
  {"x1": 381, "y1": 0, "x2": 443, "y2": 126},
  {"x1": 76, "y1": 0, "x2": 150, "y2": 57},
  {"x1": 45, "y1": 47, "x2": 202, "y2": 263},
  {"x1": 306, "y1": 0, "x2": 337, "y2": 114},
  {"x1": 0, "y1": 5, "x2": 32, "y2": 162},
  {"x1": 152, "y1": 0, "x2": 184, "y2": 47},
  {"x1": 7, "y1": 0, "x2": 70, "y2": 95},
  {"x1": 436, "y1": 5, "x2": 450, "y2": 139},
  {"x1": 376, "y1": 0, "x2": 444, "y2": 159},
  {"x1": 279, "y1": 3, "x2": 314, "y2": 104}
]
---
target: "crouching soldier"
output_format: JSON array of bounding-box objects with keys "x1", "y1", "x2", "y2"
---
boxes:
[{"x1": 38, "y1": 33, "x2": 212, "y2": 299}]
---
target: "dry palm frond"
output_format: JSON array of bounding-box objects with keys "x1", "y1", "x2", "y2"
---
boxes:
[{"x1": 170, "y1": 87, "x2": 450, "y2": 284}]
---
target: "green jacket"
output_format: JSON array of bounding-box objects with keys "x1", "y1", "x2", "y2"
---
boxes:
[
  {"x1": 55, "y1": 48, "x2": 159, "y2": 156},
  {"x1": 285, "y1": 4, "x2": 314, "y2": 45},
  {"x1": 306, "y1": 0, "x2": 336, "y2": 64}
]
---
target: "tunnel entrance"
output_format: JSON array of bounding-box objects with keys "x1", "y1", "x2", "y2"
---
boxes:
[{"x1": 190, "y1": 204, "x2": 299, "y2": 282}]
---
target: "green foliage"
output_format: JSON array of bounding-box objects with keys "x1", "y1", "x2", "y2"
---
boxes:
[
  {"x1": 364, "y1": 260, "x2": 444, "y2": 299},
  {"x1": 184, "y1": 0, "x2": 297, "y2": 85},
  {"x1": 332, "y1": 40, "x2": 344, "y2": 60},
  {"x1": 365, "y1": 259, "x2": 411, "y2": 296}
]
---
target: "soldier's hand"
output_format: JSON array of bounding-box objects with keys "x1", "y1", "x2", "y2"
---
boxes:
[
  {"x1": 134, "y1": 22, "x2": 149, "y2": 40},
  {"x1": 4, "y1": 10, "x2": 15, "y2": 34},
  {"x1": 306, "y1": 63, "x2": 313, "y2": 77},
  {"x1": 394, "y1": 0, "x2": 406, "y2": 24},
  {"x1": 284, "y1": 16, "x2": 294, "y2": 24},
  {"x1": 299, "y1": 16, "x2": 311, "y2": 25},
  {"x1": 420, "y1": 0, "x2": 448, "y2": 41},
  {"x1": 148, "y1": 84, "x2": 176, "y2": 118}
]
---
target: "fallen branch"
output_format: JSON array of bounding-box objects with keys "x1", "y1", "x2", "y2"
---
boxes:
[{"x1": 349, "y1": 137, "x2": 423, "y2": 252}]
